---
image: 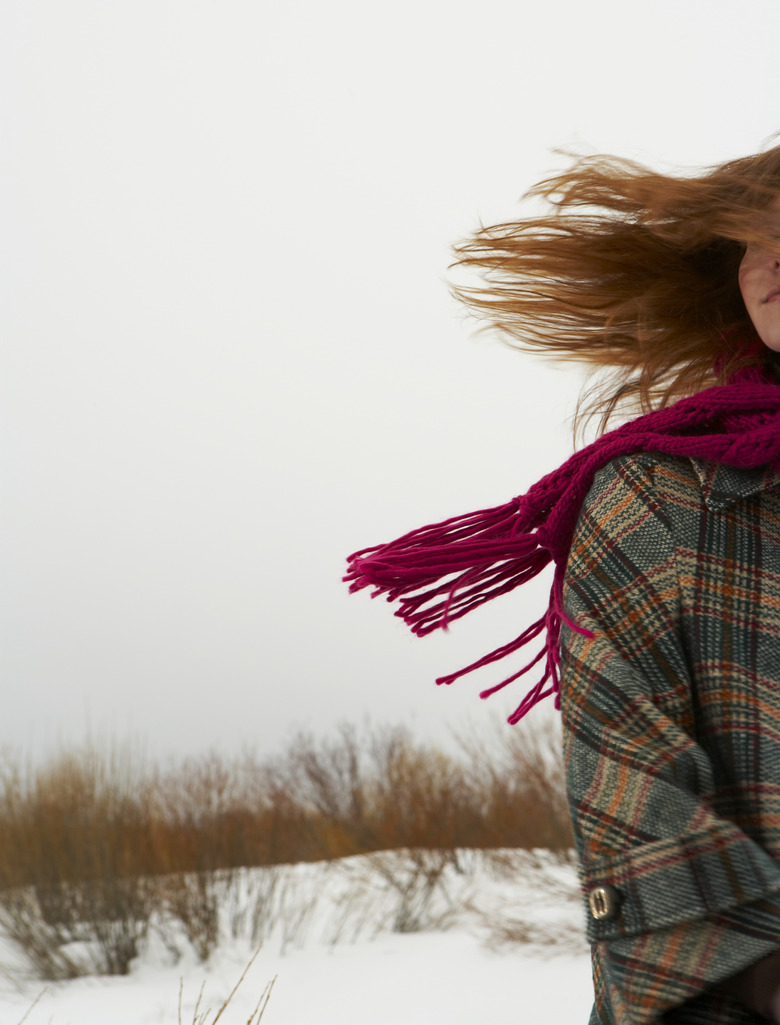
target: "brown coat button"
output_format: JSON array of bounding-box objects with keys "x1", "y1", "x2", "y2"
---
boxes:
[{"x1": 588, "y1": 884, "x2": 619, "y2": 921}]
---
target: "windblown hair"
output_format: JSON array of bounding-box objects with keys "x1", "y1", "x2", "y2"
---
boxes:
[{"x1": 452, "y1": 144, "x2": 780, "y2": 431}]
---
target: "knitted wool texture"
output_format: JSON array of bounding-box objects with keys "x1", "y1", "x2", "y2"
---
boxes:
[{"x1": 345, "y1": 365, "x2": 780, "y2": 722}]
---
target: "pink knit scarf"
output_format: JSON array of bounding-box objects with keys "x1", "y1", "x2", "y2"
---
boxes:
[{"x1": 345, "y1": 364, "x2": 780, "y2": 723}]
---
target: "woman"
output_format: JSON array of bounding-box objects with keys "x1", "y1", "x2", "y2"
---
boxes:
[{"x1": 346, "y1": 144, "x2": 780, "y2": 1023}]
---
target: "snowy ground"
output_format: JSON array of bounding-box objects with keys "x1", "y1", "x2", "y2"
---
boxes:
[{"x1": 0, "y1": 851, "x2": 594, "y2": 1024}]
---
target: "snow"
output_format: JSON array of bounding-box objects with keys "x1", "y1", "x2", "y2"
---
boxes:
[{"x1": 0, "y1": 852, "x2": 594, "y2": 1024}]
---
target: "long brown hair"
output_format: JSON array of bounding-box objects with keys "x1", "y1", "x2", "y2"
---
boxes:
[{"x1": 452, "y1": 145, "x2": 780, "y2": 431}]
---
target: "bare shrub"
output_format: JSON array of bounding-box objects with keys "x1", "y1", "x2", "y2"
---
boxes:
[
  {"x1": 146, "y1": 753, "x2": 276, "y2": 961},
  {"x1": 368, "y1": 729, "x2": 473, "y2": 852},
  {"x1": 0, "y1": 886, "x2": 86, "y2": 980},
  {"x1": 148, "y1": 752, "x2": 263, "y2": 873},
  {"x1": 269, "y1": 722, "x2": 378, "y2": 858},
  {"x1": 267, "y1": 718, "x2": 571, "y2": 859},
  {"x1": 481, "y1": 914, "x2": 585, "y2": 954},
  {"x1": 270, "y1": 722, "x2": 486, "y2": 857},
  {"x1": 468, "y1": 849, "x2": 586, "y2": 956},
  {"x1": 0, "y1": 745, "x2": 157, "y2": 978},
  {"x1": 367, "y1": 849, "x2": 460, "y2": 933},
  {"x1": 454, "y1": 716, "x2": 573, "y2": 852},
  {"x1": 241, "y1": 868, "x2": 284, "y2": 944},
  {"x1": 162, "y1": 872, "x2": 223, "y2": 963}
]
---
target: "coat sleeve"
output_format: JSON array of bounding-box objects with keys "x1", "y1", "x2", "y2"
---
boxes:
[{"x1": 560, "y1": 455, "x2": 780, "y2": 1025}]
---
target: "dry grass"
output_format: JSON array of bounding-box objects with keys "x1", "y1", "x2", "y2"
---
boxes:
[
  {"x1": 0, "y1": 719, "x2": 573, "y2": 979},
  {"x1": 178, "y1": 947, "x2": 275, "y2": 1025},
  {"x1": 470, "y1": 848, "x2": 586, "y2": 956},
  {"x1": 14, "y1": 988, "x2": 47, "y2": 1025}
]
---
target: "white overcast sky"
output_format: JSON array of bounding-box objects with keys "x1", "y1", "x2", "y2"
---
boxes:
[{"x1": 1, "y1": 0, "x2": 778, "y2": 759}]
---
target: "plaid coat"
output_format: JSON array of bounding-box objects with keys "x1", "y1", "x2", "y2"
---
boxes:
[{"x1": 560, "y1": 452, "x2": 780, "y2": 1025}]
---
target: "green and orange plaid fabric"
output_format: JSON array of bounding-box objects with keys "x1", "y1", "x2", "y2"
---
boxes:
[{"x1": 561, "y1": 453, "x2": 780, "y2": 1025}]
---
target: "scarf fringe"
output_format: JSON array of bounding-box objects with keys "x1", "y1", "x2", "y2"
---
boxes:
[
  {"x1": 344, "y1": 497, "x2": 541, "y2": 631},
  {"x1": 344, "y1": 372, "x2": 780, "y2": 723},
  {"x1": 344, "y1": 503, "x2": 589, "y2": 720}
]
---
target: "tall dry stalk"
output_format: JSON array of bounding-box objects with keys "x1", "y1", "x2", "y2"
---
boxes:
[{"x1": 177, "y1": 946, "x2": 275, "y2": 1025}]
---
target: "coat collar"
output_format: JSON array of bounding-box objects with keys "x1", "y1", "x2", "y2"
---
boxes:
[{"x1": 691, "y1": 458, "x2": 780, "y2": 511}]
